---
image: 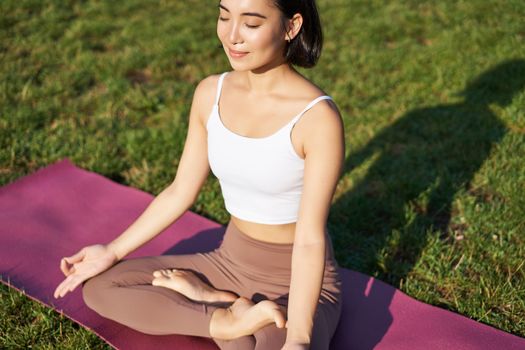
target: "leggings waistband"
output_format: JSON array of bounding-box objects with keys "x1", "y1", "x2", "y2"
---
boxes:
[
  {"x1": 226, "y1": 220, "x2": 295, "y2": 252},
  {"x1": 217, "y1": 219, "x2": 338, "y2": 275}
]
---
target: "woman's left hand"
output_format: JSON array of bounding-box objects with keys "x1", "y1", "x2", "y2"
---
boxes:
[{"x1": 281, "y1": 342, "x2": 309, "y2": 350}]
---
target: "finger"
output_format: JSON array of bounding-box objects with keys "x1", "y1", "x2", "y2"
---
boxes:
[
  {"x1": 64, "y1": 248, "x2": 86, "y2": 265},
  {"x1": 66, "y1": 275, "x2": 85, "y2": 295},
  {"x1": 57, "y1": 282, "x2": 71, "y2": 298},
  {"x1": 62, "y1": 247, "x2": 89, "y2": 276},
  {"x1": 54, "y1": 274, "x2": 74, "y2": 298},
  {"x1": 53, "y1": 282, "x2": 63, "y2": 299},
  {"x1": 60, "y1": 258, "x2": 70, "y2": 276},
  {"x1": 60, "y1": 257, "x2": 77, "y2": 276},
  {"x1": 59, "y1": 275, "x2": 80, "y2": 298}
]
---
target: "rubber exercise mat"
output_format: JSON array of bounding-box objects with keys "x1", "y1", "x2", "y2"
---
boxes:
[{"x1": 1, "y1": 159, "x2": 524, "y2": 349}]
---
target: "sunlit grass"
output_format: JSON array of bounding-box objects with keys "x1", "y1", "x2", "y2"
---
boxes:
[{"x1": 1, "y1": 0, "x2": 524, "y2": 347}]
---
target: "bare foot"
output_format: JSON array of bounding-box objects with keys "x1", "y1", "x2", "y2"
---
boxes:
[
  {"x1": 152, "y1": 269, "x2": 238, "y2": 303},
  {"x1": 210, "y1": 297, "x2": 287, "y2": 340}
]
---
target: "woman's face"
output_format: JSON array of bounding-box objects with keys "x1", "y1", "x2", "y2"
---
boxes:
[{"x1": 217, "y1": 0, "x2": 288, "y2": 71}]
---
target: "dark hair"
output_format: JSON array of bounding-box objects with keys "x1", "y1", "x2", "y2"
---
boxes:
[{"x1": 273, "y1": 0, "x2": 323, "y2": 68}]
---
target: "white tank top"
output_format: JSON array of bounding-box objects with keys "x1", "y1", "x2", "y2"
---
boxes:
[{"x1": 206, "y1": 71, "x2": 333, "y2": 224}]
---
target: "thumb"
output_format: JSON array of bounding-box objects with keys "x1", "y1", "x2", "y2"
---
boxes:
[{"x1": 64, "y1": 248, "x2": 86, "y2": 264}]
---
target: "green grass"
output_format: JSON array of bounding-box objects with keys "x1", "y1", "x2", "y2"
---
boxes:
[{"x1": 1, "y1": 0, "x2": 524, "y2": 347}]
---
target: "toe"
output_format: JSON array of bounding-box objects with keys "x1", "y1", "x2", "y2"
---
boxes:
[
  {"x1": 220, "y1": 292, "x2": 239, "y2": 301},
  {"x1": 151, "y1": 277, "x2": 162, "y2": 286},
  {"x1": 152, "y1": 273, "x2": 171, "y2": 286},
  {"x1": 272, "y1": 308, "x2": 286, "y2": 328},
  {"x1": 161, "y1": 269, "x2": 172, "y2": 276},
  {"x1": 237, "y1": 296, "x2": 252, "y2": 304}
]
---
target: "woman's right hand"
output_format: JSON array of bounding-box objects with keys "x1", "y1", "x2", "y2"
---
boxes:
[{"x1": 53, "y1": 244, "x2": 119, "y2": 299}]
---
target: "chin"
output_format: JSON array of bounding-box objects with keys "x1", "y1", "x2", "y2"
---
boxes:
[
  {"x1": 228, "y1": 59, "x2": 278, "y2": 73},
  {"x1": 228, "y1": 60, "x2": 256, "y2": 72}
]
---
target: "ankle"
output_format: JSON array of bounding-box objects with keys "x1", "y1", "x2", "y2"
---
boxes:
[{"x1": 209, "y1": 308, "x2": 231, "y2": 339}]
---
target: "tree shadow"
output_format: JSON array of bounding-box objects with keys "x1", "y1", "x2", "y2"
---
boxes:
[{"x1": 330, "y1": 59, "x2": 525, "y2": 286}]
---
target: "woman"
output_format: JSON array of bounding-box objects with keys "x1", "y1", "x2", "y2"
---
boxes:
[{"x1": 54, "y1": 0, "x2": 345, "y2": 349}]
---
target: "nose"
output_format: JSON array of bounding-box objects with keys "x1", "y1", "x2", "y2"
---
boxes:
[{"x1": 228, "y1": 21, "x2": 243, "y2": 45}]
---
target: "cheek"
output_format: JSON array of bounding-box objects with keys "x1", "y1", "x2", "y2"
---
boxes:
[
  {"x1": 216, "y1": 22, "x2": 226, "y2": 42},
  {"x1": 250, "y1": 30, "x2": 281, "y2": 52},
  {"x1": 216, "y1": 22, "x2": 284, "y2": 56}
]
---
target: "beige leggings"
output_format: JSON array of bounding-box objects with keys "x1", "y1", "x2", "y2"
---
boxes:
[{"x1": 82, "y1": 219, "x2": 342, "y2": 349}]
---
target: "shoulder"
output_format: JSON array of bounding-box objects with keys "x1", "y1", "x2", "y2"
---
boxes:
[
  {"x1": 300, "y1": 98, "x2": 344, "y2": 179},
  {"x1": 193, "y1": 73, "x2": 221, "y2": 105},
  {"x1": 191, "y1": 73, "x2": 223, "y2": 125},
  {"x1": 298, "y1": 95, "x2": 344, "y2": 143},
  {"x1": 289, "y1": 75, "x2": 344, "y2": 153},
  {"x1": 293, "y1": 75, "x2": 342, "y2": 131}
]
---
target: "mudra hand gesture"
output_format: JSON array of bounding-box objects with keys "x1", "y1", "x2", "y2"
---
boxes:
[{"x1": 54, "y1": 244, "x2": 119, "y2": 298}]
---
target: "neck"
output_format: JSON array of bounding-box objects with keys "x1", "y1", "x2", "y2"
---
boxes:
[{"x1": 239, "y1": 62, "x2": 297, "y2": 96}]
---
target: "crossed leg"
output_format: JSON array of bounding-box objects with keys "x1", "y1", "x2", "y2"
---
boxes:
[
  {"x1": 81, "y1": 253, "x2": 286, "y2": 349},
  {"x1": 82, "y1": 254, "x2": 228, "y2": 337}
]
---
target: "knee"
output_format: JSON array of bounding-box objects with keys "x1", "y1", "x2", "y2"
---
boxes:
[{"x1": 81, "y1": 274, "x2": 110, "y2": 313}]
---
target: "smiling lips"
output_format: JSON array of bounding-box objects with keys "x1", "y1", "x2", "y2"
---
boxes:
[{"x1": 229, "y1": 48, "x2": 249, "y2": 58}]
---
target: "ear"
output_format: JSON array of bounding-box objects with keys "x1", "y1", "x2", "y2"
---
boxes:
[{"x1": 284, "y1": 13, "x2": 303, "y2": 41}]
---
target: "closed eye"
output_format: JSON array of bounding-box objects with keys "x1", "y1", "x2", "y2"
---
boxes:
[{"x1": 218, "y1": 17, "x2": 260, "y2": 29}]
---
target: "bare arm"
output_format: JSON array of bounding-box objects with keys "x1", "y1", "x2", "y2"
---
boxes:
[
  {"x1": 285, "y1": 101, "x2": 345, "y2": 346},
  {"x1": 54, "y1": 75, "x2": 218, "y2": 298},
  {"x1": 108, "y1": 76, "x2": 216, "y2": 259}
]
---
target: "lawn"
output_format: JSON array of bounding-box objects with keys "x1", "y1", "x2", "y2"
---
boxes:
[{"x1": 1, "y1": 0, "x2": 524, "y2": 348}]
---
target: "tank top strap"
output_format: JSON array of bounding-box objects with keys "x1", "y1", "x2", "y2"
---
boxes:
[
  {"x1": 214, "y1": 72, "x2": 229, "y2": 106},
  {"x1": 288, "y1": 95, "x2": 333, "y2": 126}
]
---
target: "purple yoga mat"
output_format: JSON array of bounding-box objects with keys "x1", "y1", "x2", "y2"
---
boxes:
[{"x1": 1, "y1": 158, "x2": 523, "y2": 350}]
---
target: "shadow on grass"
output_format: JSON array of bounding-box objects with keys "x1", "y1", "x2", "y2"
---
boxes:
[
  {"x1": 331, "y1": 58, "x2": 525, "y2": 287},
  {"x1": 322, "y1": 59, "x2": 525, "y2": 347}
]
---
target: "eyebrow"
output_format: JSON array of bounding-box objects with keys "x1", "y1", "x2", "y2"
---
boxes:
[{"x1": 218, "y1": 4, "x2": 267, "y2": 19}]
